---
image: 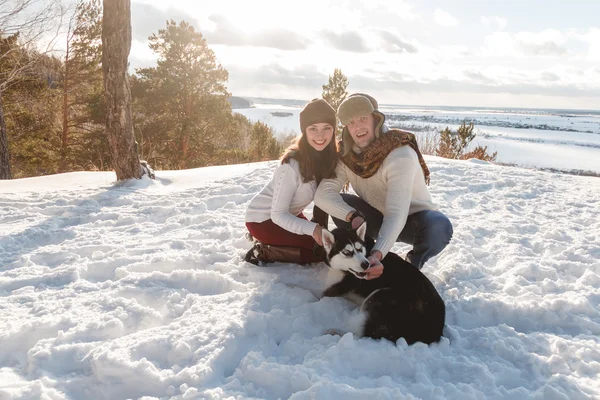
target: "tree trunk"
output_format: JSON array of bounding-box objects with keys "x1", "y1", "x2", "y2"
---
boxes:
[
  {"x1": 179, "y1": 125, "x2": 189, "y2": 170},
  {"x1": 101, "y1": 0, "x2": 141, "y2": 181},
  {"x1": 0, "y1": 91, "x2": 12, "y2": 180},
  {"x1": 179, "y1": 95, "x2": 191, "y2": 169},
  {"x1": 60, "y1": 40, "x2": 70, "y2": 173}
]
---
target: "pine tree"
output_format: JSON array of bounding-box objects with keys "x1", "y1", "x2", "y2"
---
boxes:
[
  {"x1": 0, "y1": 35, "x2": 19, "y2": 179},
  {"x1": 0, "y1": 0, "x2": 63, "y2": 179},
  {"x1": 249, "y1": 121, "x2": 281, "y2": 161},
  {"x1": 60, "y1": 0, "x2": 103, "y2": 172},
  {"x1": 0, "y1": 35, "x2": 62, "y2": 178},
  {"x1": 133, "y1": 20, "x2": 230, "y2": 169},
  {"x1": 4, "y1": 54, "x2": 63, "y2": 177},
  {"x1": 322, "y1": 68, "x2": 348, "y2": 135}
]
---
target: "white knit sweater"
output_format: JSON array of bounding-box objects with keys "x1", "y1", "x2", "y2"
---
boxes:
[
  {"x1": 245, "y1": 159, "x2": 318, "y2": 236},
  {"x1": 315, "y1": 146, "x2": 437, "y2": 257}
]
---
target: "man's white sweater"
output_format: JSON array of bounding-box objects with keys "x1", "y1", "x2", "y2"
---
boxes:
[
  {"x1": 315, "y1": 146, "x2": 436, "y2": 257},
  {"x1": 245, "y1": 158, "x2": 318, "y2": 236}
]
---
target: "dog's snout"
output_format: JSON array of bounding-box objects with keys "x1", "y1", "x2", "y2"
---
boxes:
[{"x1": 361, "y1": 260, "x2": 370, "y2": 270}]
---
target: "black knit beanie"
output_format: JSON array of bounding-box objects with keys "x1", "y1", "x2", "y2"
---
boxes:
[{"x1": 299, "y1": 98, "x2": 337, "y2": 134}]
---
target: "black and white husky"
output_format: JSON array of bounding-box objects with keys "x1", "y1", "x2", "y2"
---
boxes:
[{"x1": 321, "y1": 223, "x2": 445, "y2": 345}]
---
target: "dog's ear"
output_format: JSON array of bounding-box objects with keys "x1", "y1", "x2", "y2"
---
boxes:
[
  {"x1": 322, "y1": 229, "x2": 335, "y2": 253},
  {"x1": 356, "y1": 221, "x2": 367, "y2": 241}
]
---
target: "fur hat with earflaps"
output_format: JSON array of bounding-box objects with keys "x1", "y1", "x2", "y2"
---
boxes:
[
  {"x1": 299, "y1": 98, "x2": 337, "y2": 135},
  {"x1": 337, "y1": 93, "x2": 386, "y2": 156}
]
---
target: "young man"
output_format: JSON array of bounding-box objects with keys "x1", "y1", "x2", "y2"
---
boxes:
[{"x1": 314, "y1": 93, "x2": 453, "y2": 278}]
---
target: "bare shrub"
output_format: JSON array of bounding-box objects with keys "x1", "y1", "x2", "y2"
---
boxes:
[
  {"x1": 435, "y1": 121, "x2": 497, "y2": 162},
  {"x1": 462, "y1": 146, "x2": 497, "y2": 162},
  {"x1": 415, "y1": 130, "x2": 439, "y2": 156}
]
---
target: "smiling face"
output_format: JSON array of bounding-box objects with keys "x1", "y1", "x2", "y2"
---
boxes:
[
  {"x1": 305, "y1": 123, "x2": 334, "y2": 151},
  {"x1": 347, "y1": 113, "x2": 377, "y2": 149}
]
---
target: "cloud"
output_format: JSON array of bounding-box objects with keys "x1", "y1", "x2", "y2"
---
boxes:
[
  {"x1": 349, "y1": 74, "x2": 600, "y2": 99},
  {"x1": 516, "y1": 30, "x2": 567, "y2": 56},
  {"x1": 520, "y1": 41, "x2": 566, "y2": 56},
  {"x1": 129, "y1": 40, "x2": 158, "y2": 70},
  {"x1": 541, "y1": 72, "x2": 560, "y2": 82},
  {"x1": 483, "y1": 30, "x2": 568, "y2": 57},
  {"x1": 377, "y1": 30, "x2": 418, "y2": 54},
  {"x1": 252, "y1": 30, "x2": 310, "y2": 51},
  {"x1": 220, "y1": 62, "x2": 600, "y2": 109},
  {"x1": 482, "y1": 32, "x2": 513, "y2": 56},
  {"x1": 227, "y1": 62, "x2": 600, "y2": 102},
  {"x1": 205, "y1": 15, "x2": 310, "y2": 50},
  {"x1": 321, "y1": 31, "x2": 369, "y2": 53},
  {"x1": 318, "y1": 29, "x2": 418, "y2": 54},
  {"x1": 131, "y1": 2, "x2": 197, "y2": 41},
  {"x1": 481, "y1": 16, "x2": 508, "y2": 31},
  {"x1": 463, "y1": 70, "x2": 494, "y2": 84},
  {"x1": 580, "y1": 28, "x2": 600, "y2": 61},
  {"x1": 364, "y1": 0, "x2": 419, "y2": 20},
  {"x1": 440, "y1": 45, "x2": 474, "y2": 58},
  {"x1": 203, "y1": 14, "x2": 244, "y2": 46},
  {"x1": 227, "y1": 64, "x2": 328, "y2": 90},
  {"x1": 433, "y1": 9, "x2": 459, "y2": 27}
]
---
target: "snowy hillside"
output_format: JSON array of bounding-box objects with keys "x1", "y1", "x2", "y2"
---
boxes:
[{"x1": 1, "y1": 158, "x2": 599, "y2": 399}]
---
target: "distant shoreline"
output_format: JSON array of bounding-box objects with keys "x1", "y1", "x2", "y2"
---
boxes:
[
  {"x1": 495, "y1": 163, "x2": 600, "y2": 178},
  {"x1": 241, "y1": 96, "x2": 600, "y2": 115}
]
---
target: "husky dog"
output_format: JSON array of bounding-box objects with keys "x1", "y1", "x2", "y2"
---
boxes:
[{"x1": 321, "y1": 222, "x2": 445, "y2": 345}]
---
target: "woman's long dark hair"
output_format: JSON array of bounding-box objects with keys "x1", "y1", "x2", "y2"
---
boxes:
[{"x1": 281, "y1": 129, "x2": 338, "y2": 184}]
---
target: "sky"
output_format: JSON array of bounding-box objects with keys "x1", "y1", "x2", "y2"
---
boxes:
[{"x1": 125, "y1": 0, "x2": 600, "y2": 109}]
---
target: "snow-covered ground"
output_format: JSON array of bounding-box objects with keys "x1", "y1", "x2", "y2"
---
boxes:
[
  {"x1": 236, "y1": 101, "x2": 600, "y2": 174},
  {"x1": 1, "y1": 156, "x2": 599, "y2": 399}
]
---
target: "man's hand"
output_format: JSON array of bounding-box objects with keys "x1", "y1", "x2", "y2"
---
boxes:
[
  {"x1": 346, "y1": 210, "x2": 365, "y2": 230},
  {"x1": 313, "y1": 225, "x2": 324, "y2": 246},
  {"x1": 365, "y1": 254, "x2": 384, "y2": 280},
  {"x1": 351, "y1": 216, "x2": 365, "y2": 229}
]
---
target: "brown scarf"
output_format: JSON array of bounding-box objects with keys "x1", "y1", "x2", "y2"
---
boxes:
[{"x1": 341, "y1": 129, "x2": 430, "y2": 185}]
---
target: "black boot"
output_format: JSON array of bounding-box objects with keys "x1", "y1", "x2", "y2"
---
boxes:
[
  {"x1": 256, "y1": 243, "x2": 305, "y2": 264},
  {"x1": 244, "y1": 244, "x2": 261, "y2": 265}
]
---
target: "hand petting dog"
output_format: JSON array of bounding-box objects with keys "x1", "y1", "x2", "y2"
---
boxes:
[{"x1": 365, "y1": 255, "x2": 384, "y2": 280}]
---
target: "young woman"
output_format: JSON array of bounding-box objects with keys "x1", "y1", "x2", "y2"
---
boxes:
[{"x1": 244, "y1": 98, "x2": 338, "y2": 265}]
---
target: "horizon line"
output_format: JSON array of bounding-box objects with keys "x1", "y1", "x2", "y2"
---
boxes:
[{"x1": 236, "y1": 96, "x2": 600, "y2": 113}]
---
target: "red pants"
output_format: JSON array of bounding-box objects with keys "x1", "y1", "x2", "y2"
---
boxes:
[{"x1": 246, "y1": 213, "x2": 320, "y2": 263}]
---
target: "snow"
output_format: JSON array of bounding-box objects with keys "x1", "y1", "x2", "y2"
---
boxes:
[{"x1": 1, "y1": 153, "x2": 599, "y2": 399}]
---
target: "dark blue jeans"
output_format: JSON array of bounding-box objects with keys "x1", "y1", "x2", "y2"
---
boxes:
[{"x1": 331, "y1": 194, "x2": 453, "y2": 269}]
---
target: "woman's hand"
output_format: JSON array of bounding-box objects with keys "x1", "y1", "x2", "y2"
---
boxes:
[{"x1": 313, "y1": 225, "x2": 324, "y2": 246}]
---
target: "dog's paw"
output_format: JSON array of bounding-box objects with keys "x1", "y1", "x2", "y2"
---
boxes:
[{"x1": 324, "y1": 329, "x2": 346, "y2": 336}]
